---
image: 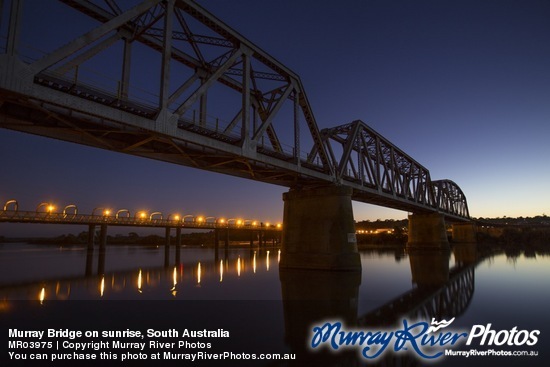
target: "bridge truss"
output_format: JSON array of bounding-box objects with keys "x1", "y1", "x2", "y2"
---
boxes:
[
  {"x1": 359, "y1": 263, "x2": 476, "y2": 327},
  {"x1": 0, "y1": 0, "x2": 469, "y2": 220}
]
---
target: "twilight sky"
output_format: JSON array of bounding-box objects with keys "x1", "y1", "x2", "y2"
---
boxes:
[{"x1": 1, "y1": 0, "x2": 549, "y2": 236}]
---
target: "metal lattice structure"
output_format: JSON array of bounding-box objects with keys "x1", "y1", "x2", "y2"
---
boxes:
[
  {"x1": 358, "y1": 264, "x2": 476, "y2": 327},
  {"x1": 0, "y1": 0, "x2": 469, "y2": 220},
  {"x1": 311, "y1": 120, "x2": 470, "y2": 219}
]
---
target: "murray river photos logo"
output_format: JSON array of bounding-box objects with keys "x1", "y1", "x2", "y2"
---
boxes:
[{"x1": 310, "y1": 318, "x2": 540, "y2": 360}]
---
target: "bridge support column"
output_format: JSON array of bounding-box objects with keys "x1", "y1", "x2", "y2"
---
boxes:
[
  {"x1": 175, "y1": 227, "x2": 181, "y2": 265},
  {"x1": 280, "y1": 185, "x2": 360, "y2": 271},
  {"x1": 98, "y1": 224, "x2": 107, "y2": 275},
  {"x1": 164, "y1": 227, "x2": 171, "y2": 268},
  {"x1": 224, "y1": 229, "x2": 229, "y2": 259},
  {"x1": 85, "y1": 224, "x2": 95, "y2": 276},
  {"x1": 407, "y1": 213, "x2": 449, "y2": 250},
  {"x1": 214, "y1": 229, "x2": 220, "y2": 264},
  {"x1": 452, "y1": 222, "x2": 477, "y2": 243}
]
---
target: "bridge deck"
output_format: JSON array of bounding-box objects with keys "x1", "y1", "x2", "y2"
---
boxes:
[{"x1": 0, "y1": 210, "x2": 281, "y2": 231}]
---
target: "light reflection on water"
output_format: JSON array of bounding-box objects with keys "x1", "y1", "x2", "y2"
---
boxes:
[
  {"x1": 1, "y1": 243, "x2": 549, "y2": 366},
  {"x1": 0, "y1": 244, "x2": 285, "y2": 301},
  {"x1": 1, "y1": 243, "x2": 550, "y2": 310}
]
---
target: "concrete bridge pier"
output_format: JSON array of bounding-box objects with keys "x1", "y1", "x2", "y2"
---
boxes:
[
  {"x1": 97, "y1": 224, "x2": 108, "y2": 275},
  {"x1": 407, "y1": 213, "x2": 450, "y2": 250},
  {"x1": 85, "y1": 224, "x2": 95, "y2": 276},
  {"x1": 224, "y1": 229, "x2": 229, "y2": 259},
  {"x1": 214, "y1": 229, "x2": 220, "y2": 264},
  {"x1": 279, "y1": 185, "x2": 361, "y2": 271},
  {"x1": 164, "y1": 227, "x2": 171, "y2": 268},
  {"x1": 175, "y1": 227, "x2": 182, "y2": 265}
]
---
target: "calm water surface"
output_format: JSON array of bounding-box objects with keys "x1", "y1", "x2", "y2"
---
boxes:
[{"x1": 0, "y1": 242, "x2": 548, "y2": 366}]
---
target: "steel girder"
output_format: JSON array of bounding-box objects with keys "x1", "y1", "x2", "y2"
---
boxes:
[
  {"x1": 0, "y1": 0, "x2": 469, "y2": 220},
  {"x1": 0, "y1": 0, "x2": 334, "y2": 186},
  {"x1": 315, "y1": 120, "x2": 470, "y2": 219},
  {"x1": 432, "y1": 179, "x2": 470, "y2": 219}
]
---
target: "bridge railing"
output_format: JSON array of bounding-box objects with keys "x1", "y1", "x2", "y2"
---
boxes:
[{"x1": 0, "y1": 210, "x2": 281, "y2": 230}]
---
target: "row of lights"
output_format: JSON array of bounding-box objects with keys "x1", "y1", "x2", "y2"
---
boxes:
[
  {"x1": 356, "y1": 229, "x2": 394, "y2": 234},
  {"x1": 3, "y1": 199, "x2": 282, "y2": 228}
]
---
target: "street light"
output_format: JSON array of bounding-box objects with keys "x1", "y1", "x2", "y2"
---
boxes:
[
  {"x1": 37, "y1": 202, "x2": 55, "y2": 215},
  {"x1": 168, "y1": 214, "x2": 181, "y2": 222},
  {"x1": 135, "y1": 211, "x2": 147, "y2": 220}
]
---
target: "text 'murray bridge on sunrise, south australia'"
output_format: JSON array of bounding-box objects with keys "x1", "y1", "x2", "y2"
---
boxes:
[{"x1": 0, "y1": 0, "x2": 475, "y2": 271}]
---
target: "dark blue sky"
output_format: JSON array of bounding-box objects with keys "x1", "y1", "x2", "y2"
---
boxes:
[{"x1": 1, "y1": 0, "x2": 549, "y2": 236}]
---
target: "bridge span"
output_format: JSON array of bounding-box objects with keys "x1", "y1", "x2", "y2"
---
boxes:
[{"x1": 0, "y1": 0, "x2": 475, "y2": 270}]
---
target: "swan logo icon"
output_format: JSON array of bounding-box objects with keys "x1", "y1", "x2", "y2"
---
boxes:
[{"x1": 427, "y1": 318, "x2": 456, "y2": 333}]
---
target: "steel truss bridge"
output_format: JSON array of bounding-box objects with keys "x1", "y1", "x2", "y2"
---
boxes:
[{"x1": 0, "y1": 0, "x2": 469, "y2": 220}]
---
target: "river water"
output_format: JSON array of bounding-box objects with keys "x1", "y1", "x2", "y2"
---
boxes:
[{"x1": 0, "y1": 242, "x2": 548, "y2": 366}]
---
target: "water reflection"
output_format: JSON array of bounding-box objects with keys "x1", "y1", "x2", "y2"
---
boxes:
[
  {"x1": 280, "y1": 269, "x2": 361, "y2": 365},
  {"x1": 1, "y1": 242, "x2": 549, "y2": 366},
  {"x1": 0, "y1": 246, "x2": 286, "y2": 302}
]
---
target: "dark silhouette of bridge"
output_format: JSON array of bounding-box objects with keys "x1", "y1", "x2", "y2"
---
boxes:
[{"x1": 0, "y1": 0, "x2": 474, "y2": 270}]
